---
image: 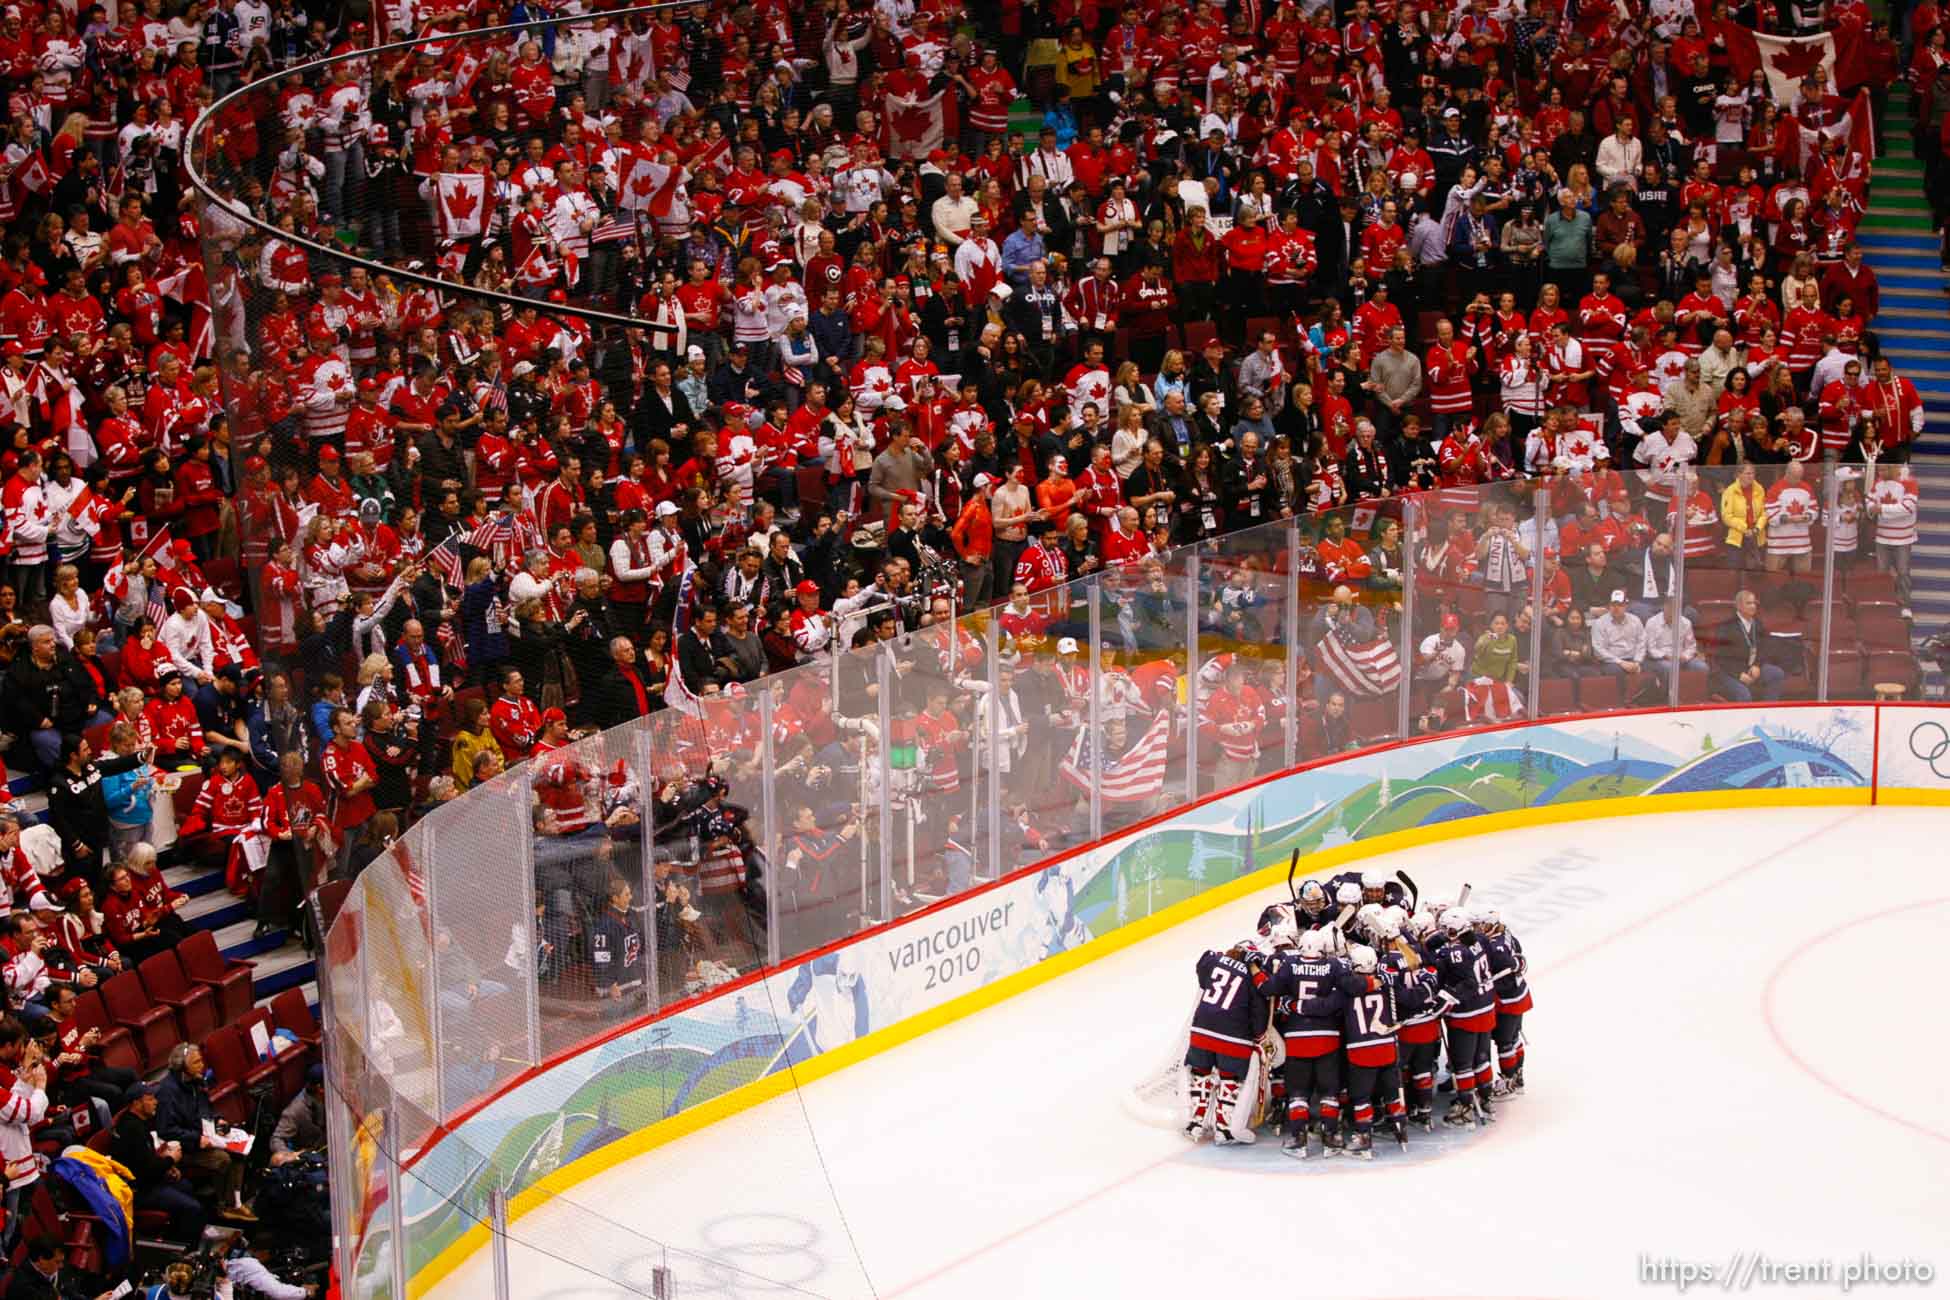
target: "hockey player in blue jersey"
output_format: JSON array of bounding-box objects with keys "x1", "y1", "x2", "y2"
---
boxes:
[
  {"x1": 1260, "y1": 926, "x2": 1369, "y2": 1158},
  {"x1": 1476, "y1": 907, "x2": 1532, "y2": 1095},
  {"x1": 1433, "y1": 909, "x2": 1499, "y2": 1127},
  {"x1": 1391, "y1": 911, "x2": 1447, "y2": 1127},
  {"x1": 1339, "y1": 944, "x2": 1409, "y2": 1159},
  {"x1": 1185, "y1": 944, "x2": 1271, "y2": 1144},
  {"x1": 1293, "y1": 880, "x2": 1336, "y2": 930}
]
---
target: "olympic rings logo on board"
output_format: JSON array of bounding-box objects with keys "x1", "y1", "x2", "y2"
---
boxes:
[{"x1": 1908, "y1": 722, "x2": 1950, "y2": 781}]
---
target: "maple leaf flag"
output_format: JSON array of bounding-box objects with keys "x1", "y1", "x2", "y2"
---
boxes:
[
  {"x1": 14, "y1": 153, "x2": 48, "y2": 195},
  {"x1": 436, "y1": 172, "x2": 487, "y2": 238},
  {"x1": 886, "y1": 91, "x2": 947, "y2": 161},
  {"x1": 1725, "y1": 30, "x2": 1866, "y2": 101},
  {"x1": 617, "y1": 155, "x2": 688, "y2": 219}
]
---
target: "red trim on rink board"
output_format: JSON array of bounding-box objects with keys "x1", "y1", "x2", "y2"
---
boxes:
[
  {"x1": 1871, "y1": 705, "x2": 1882, "y2": 804},
  {"x1": 400, "y1": 699, "x2": 1902, "y2": 1167}
]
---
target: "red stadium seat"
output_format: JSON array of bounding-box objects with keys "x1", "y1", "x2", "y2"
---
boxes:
[
  {"x1": 178, "y1": 929, "x2": 256, "y2": 1025},
  {"x1": 138, "y1": 949, "x2": 219, "y2": 1045},
  {"x1": 99, "y1": 971, "x2": 179, "y2": 1073}
]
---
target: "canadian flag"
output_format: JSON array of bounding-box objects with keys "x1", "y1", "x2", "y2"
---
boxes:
[
  {"x1": 436, "y1": 172, "x2": 487, "y2": 238},
  {"x1": 14, "y1": 153, "x2": 48, "y2": 195},
  {"x1": 617, "y1": 155, "x2": 689, "y2": 220},
  {"x1": 1462, "y1": 677, "x2": 1525, "y2": 724},
  {"x1": 885, "y1": 91, "x2": 947, "y2": 161},
  {"x1": 1724, "y1": 29, "x2": 1867, "y2": 101}
]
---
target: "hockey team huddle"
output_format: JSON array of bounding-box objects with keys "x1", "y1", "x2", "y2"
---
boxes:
[{"x1": 1184, "y1": 870, "x2": 1531, "y2": 1160}]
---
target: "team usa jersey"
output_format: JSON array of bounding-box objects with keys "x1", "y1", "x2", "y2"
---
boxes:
[
  {"x1": 1189, "y1": 948, "x2": 1270, "y2": 1060},
  {"x1": 1388, "y1": 951, "x2": 1445, "y2": 1043},
  {"x1": 1260, "y1": 951, "x2": 1363, "y2": 1057},
  {"x1": 589, "y1": 905, "x2": 645, "y2": 994},
  {"x1": 1341, "y1": 966, "x2": 1401, "y2": 1065},
  {"x1": 1481, "y1": 931, "x2": 1532, "y2": 1014},
  {"x1": 1433, "y1": 934, "x2": 1498, "y2": 1030}
]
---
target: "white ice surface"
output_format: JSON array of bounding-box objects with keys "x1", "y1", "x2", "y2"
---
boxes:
[{"x1": 435, "y1": 806, "x2": 1950, "y2": 1300}]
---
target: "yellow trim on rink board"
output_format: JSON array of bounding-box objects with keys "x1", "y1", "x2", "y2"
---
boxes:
[
  {"x1": 407, "y1": 784, "x2": 1872, "y2": 1296},
  {"x1": 1876, "y1": 788, "x2": 1950, "y2": 807}
]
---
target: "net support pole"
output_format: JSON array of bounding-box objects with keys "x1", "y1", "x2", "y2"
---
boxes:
[
  {"x1": 986, "y1": 615, "x2": 1003, "y2": 881},
  {"x1": 1398, "y1": 498, "x2": 1419, "y2": 737},
  {"x1": 877, "y1": 649, "x2": 895, "y2": 922},
  {"x1": 633, "y1": 728, "x2": 664, "y2": 1010},
  {"x1": 1669, "y1": 476, "x2": 1690, "y2": 710},
  {"x1": 755, "y1": 697, "x2": 780, "y2": 971},
  {"x1": 1528, "y1": 488, "x2": 1549, "y2": 720},
  {"x1": 489, "y1": 1183, "x2": 512, "y2": 1300},
  {"x1": 1283, "y1": 517, "x2": 1301, "y2": 769},
  {"x1": 1088, "y1": 576, "x2": 1104, "y2": 843},
  {"x1": 1185, "y1": 552, "x2": 1201, "y2": 803},
  {"x1": 1818, "y1": 457, "x2": 1840, "y2": 701}
]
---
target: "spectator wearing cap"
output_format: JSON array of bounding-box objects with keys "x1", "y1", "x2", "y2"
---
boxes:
[
  {"x1": 110, "y1": 1077, "x2": 207, "y2": 1245},
  {"x1": 952, "y1": 472, "x2": 997, "y2": 606}
]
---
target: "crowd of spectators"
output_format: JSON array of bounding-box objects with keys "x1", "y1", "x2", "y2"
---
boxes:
[{"x1": 0, "y1": 0, "x2": 1928, "y2": 1284}]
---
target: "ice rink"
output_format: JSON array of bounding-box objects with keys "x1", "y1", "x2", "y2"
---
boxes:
[{"x1": 436, "y1": 806, "x2": 1950, "y2": 1300}]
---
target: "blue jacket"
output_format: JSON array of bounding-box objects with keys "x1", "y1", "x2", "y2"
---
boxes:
[{"x1": 101, "y1": 761, "x2": 154, "y2": 828}]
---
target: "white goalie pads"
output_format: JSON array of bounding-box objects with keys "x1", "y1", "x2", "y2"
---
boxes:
[{"x1": 1126, "y1": 1007, "x2": 1284, "y2": 1133}]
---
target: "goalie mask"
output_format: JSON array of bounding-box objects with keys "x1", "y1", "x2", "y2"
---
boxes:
[{"x1": 1297, "y1": 880, "x2": 1327, "y2": 912}]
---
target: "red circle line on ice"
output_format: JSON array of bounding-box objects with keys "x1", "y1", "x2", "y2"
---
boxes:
[{"x1": 1762, "y1": 898, "x2": 1950, "y2": 1149}]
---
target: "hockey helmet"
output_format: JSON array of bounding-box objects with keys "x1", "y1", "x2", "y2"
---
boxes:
[
  {"x1": 1258, "y1": 903, "x2": 1298, "y2": 948},
  {"x1": 1297, "y1": 880, "x2": 1327, "y2": 911},
  {"x1": 1355, "y1": 902, "x2": 1385, "y2": 935},
  {"x1": 1361, "y1": 871, "x2": 1388, "y2": 900},
  {"x1": 1348, "y1": 944, "x2": 1378, "y2": 974},
  {"x1": 1473, "y1": 905, "x2": 1503, "y2": 935},
  {"x1": 1406, "y1": 909, "x2": 1439, "y2": 939},
  {"x1": 1373, "y1": 907, "x2": 1406, "y2": 942},
  {"x1": 1442, "y1": 910, "x2": 1473, "y2": 936},
  {"x1": 1296, "y1": 929, "x2": 1329, "y2": 960},
  {"x1": 1335, "y1": 882, "x2": 1363, "y2": 907}
]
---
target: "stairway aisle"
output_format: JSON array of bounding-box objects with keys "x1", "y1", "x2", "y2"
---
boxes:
[{"x1": 1860, "y1": 83, "x2": 1950, "y2": 652}]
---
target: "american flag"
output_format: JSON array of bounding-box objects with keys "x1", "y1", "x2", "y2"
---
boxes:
[
  {"x1": 663, "y1": 653, "x2": 701, "y2": 718},
  {"x1": 1317, "y1": 621, "x2": 1404, "y2": 697},
  {"x1": 591, "y1": 215, "x2": 636, "y2": 244},
  {"x1": 671, "y1": 565, "x2": 696, "y2": 637},
  {"x1": 424, "y1": 538, "x2": 465, "y2": 592},
  {"x1": 1059, "y1": 710, "x2": 1171, "y2": 803},
  {"x1": 437, "y1": 617, "x2": 467, "y2": 672},
  {"x1": 782, "y1": 364, "x2": 807, "y2": 388},
  {"x1": 485, "y1": 378, "x2": 509, "y2": 414}
]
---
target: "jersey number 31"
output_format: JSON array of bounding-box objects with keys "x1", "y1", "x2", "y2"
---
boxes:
[{"x1": 1202, "y1": 967, "x2": 1244, "y2": 1010}]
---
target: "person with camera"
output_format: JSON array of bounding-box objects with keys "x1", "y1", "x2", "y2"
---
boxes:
[{"x1": 0, "y1": 1016, "x2": 48, "y2": 1255}]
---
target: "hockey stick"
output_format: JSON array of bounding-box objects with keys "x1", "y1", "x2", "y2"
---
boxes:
[
  {"x1": 1396, "y1": 869, "x2": 1420, "y2": 913},
  {"x1": 1285, "y1": 848, "x2": 1301, "y2": 906},
  {"x1": 1455, "y1": 882, "x2": 1471, "y2": 910}
]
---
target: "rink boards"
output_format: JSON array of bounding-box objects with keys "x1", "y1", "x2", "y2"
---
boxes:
[{"x1": 395, "y1": 701, "x2": 1950, "y2": 1294}]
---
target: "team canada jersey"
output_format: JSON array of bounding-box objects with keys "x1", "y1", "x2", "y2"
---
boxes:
[
  {"x1": 1481, "y1": 931, "x2": 1532, "y2": 1014},
  {"x1": 1189, "y1": 949, "x2": 1270, "y2": 1060},
  {"x1": 1260, "y1": 952, "x2": 1359, "y2": 1057},
  {"x1": 1433, "y1": 936, "x2": 1497, "y2": 1029}
]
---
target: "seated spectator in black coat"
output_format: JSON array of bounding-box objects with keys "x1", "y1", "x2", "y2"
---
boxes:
[{"x1": 110, "y1": 1080, "x2": 209, "y2": 1244}]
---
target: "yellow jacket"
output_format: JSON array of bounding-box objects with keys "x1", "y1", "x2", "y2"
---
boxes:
[
  {"x1": 451, "y1": 727, "x2": 504, "y2": 789},
  {"x1": 61, "y1": 1146, "x2": 134, "y2": 1235},
  {"x1": 1720, "y1": 479, "x2": 1768, "y2": 548}
]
